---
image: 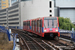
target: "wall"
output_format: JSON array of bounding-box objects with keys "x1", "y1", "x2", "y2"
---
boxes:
[
  {"x1": 56, "y1": 0, "x2": 75, "y2": 7},
  {"x1": 1, "y1": 0, "x2": 9, "y2": 9},
  {"x1": 0, "y1": 9, "x2": 7, "y2": 26},
  {"x1": 20, "y1": 0, "x2": 55, "y2": 29}
]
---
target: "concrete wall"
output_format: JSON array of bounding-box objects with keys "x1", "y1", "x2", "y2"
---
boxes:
[
  {"x1": 20, "y1": 0, "x2": 55, "y2": 29},
  {"x1": 55, "y1": 0, "x2": 75, "y2": 24},
  {"x1": 0, "y1": 3, "x2": 20, "y2": 28},
  {"x1": 1, "y1": 0, "x2": 9, "y2": 9},
  {"x1": 8, "y1": 4, "x2": 20, "y2": 28},
  {"x1": 0, "y1": 9, "x2": 7, "y2": 26},
  {"x1": 60, "y1": 9, "x2": 75, "y2": 23},
  {"x1": 56, "y1": 0, "x2": 75, "y2": 7}
]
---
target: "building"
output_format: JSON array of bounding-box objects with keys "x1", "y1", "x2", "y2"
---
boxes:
[
  {"x1": 0, "y1": 0, "x2": 75, "y2": 29},
  {"x1": 0, "y1": 0, "x2": 9, "y2": 9},
  {"x1": 56, "y1": 0, "x2": 75, "y2": 24},
  {"x1": 0, "y1": 0, "x2": 55, "y2": 29}
]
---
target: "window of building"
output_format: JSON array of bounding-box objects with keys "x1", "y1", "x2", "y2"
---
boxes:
[
  {"x1": 50, "y1": 15, "x2": 52, "y2": 17},
  {"x1": 3, "y1": 6, "x2": 6, "y2": 7},
  {"x1": 49, "y1": 1, "x2": 52, "y2": 8},
  {"x1": 2, "y1": 0, "x2": 5, "y2": 1},
  {"x1": 50, "y1": 10, "x2": 52, "y2": 12},
  {"x1": 3, "y1": 3, "x2": 6, "y2": 4},
  {"x1": 21, "y1": 0, "x2": 29, "y2": 1}
]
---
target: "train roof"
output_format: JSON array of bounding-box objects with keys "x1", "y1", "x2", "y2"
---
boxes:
[{"x1": 23, "y1": 16, "x2": 58, "y2": 22}]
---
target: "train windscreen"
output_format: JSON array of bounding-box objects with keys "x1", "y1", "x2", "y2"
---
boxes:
[{"x1": 44, "y1": 17, "x2": 58, "y2": 28}]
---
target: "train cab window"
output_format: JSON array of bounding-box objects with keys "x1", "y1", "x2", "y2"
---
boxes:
[
  {"x1": 54, "y1": 20, "x2": 58, "y2": 28},
  {"x1": 44, "y1": 17, "x2": 57, "y2": 28},
  {"x1": 44, "y1": 20, "x2": 48, "y2": 28}
]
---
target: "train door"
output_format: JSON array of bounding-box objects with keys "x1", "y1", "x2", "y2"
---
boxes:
[
  {"x1": 34, "y1": 20, "x2": 36, "y2": 32},
  {"x1": 28, "y1": 21, "x2": 30, "y2": 30},
  {"x1": 27, "y1": 21, "x2": 28, "y2": 30},
  {"x1": 31, "y1": 21, "x2": 33, "y2": 31},
  {"x1": 23, "y1": 22, "x2": 25, "y2": 30},
  {"x1": 33, "y1": 21, "x2": 35, "y2": 31},
  {"x1": 29, "y1": 21, "x2": 30, "y2": 30},
  {"x1": 40, "y1": 20, "x2": 42, "y2": 33},
  {"x1": 31, "y1": 21, "x2": 34, "y2": 31},
  {"x1": 25, "y1": 22, "x2": 27, "y2": 30},
  {"x1": 25, "y1": 22, "x2": 26, "y2": 29},
  {"x1": 37, "y1": 20, "x2": 42, "y2": 33}
]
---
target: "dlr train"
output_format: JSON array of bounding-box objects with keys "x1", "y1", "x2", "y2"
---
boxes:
[{"x1": 23, "y1": 17, "x2": 60, "y2": 40}]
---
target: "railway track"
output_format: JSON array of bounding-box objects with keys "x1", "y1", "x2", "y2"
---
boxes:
[
  {"x1": 12, "y1": 29, "x2": 75, "y2": 50},
  {"x1": 20, "y1": 34, "x2": 44, "y2": 50},
  {"x1": 12, "y1": 29, "x2": 55, "y2": 50}
]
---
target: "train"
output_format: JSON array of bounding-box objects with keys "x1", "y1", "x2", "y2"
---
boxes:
[{"x1": 23, "y1": 17, "x2": 60, "y2": 40}]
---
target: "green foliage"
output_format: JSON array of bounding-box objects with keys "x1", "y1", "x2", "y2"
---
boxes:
[{"x1": 58, "y1": 17, "x2": 75, "y2": 30}]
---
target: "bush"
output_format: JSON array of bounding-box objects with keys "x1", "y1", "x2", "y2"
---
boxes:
[{"x1": 58, "y1": 17, "x2": 75, "y2": 30}]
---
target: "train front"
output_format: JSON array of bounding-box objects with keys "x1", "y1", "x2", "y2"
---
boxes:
[{"x1": 43, "y1": 17, "x2": 60, "y2": 40}]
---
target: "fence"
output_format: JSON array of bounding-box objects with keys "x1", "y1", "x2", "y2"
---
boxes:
[
  {"x1": 13, "y1": 33, "x2": 18, "y2": 50},
  {"x1": 60, "y1": 29, "x2": 75, "y2": 42}
]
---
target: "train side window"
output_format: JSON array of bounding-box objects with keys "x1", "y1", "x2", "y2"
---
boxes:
[
  {"x1": 34, "y1": 21, "x2": 36, "y2": 26},
  {"x1": 32, "y1": 21, "x2": 33, "y2": 26},
  {"x1": 31, "y1": 21, "x2": 32, "y2": 26},
  {"x1": 40, "y1": 20, "x2": 42, "y2": 27},
  {"x1": 27, "y1": 21, "x2": 28, "y2": 26},
  {"x1": 33, "y1": 21, "x2": 35, "y2": 26},
  {"x1": 26, "y1": 22, "x2": 27, "y2": 25},
  {"x1": 28, "y1": 21, "x2": 29, "y2": 26},
  {"x1": 24, "y1": 22, "x2": 26, "y2": 25},
  {"x1": 37, "y1": 20, "x2": 42, "y2": 27},
  {"x1": 33, "y1": 21, "x2": 34, "y2": 26},
  {"x1": 23, "y1": 22, "x2": 24, "y2": 26},
  {"x1": 29, "y1": 21, "x2": 30, "y2": 26},
  {"x1": 37, "y1": 20, "x2": 38, "y2": 28},
  {"x1": 37, "y1": 20, "x2": 39, "y2": 27}
]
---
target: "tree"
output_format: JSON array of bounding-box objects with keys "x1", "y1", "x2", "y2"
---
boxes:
[{"x1": 58, "y1": 17, "x2": 75, "y2": 30}]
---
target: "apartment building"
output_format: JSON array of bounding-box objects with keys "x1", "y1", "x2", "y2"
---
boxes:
[{"x1": 1, "y1": 0, "x2": 9, "y2": 9}]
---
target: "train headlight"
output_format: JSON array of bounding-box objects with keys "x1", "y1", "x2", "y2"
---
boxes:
[
  {"x1": 56, "y1": 29, "x2": 58, "y2": 32},
  {"x1": 44, "y1": 30, "x2": 47, "y2": 32}
]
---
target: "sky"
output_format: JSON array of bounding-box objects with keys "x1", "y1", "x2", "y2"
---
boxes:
[{"x1": 11, "y1": 0, "x2": 17, "y2": 4}]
